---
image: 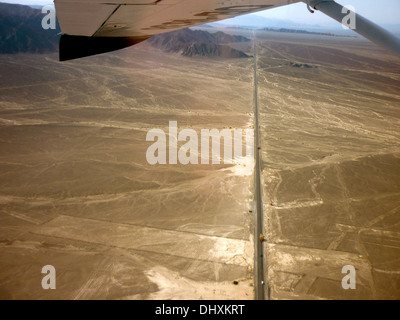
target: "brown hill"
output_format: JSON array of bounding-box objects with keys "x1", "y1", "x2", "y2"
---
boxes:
[
  {"x1": 182, "y1": 43, "x2": 249, "y2": 58},
  {"x1": 146, "y1": 28, "x2": 250, "y2": 58}
]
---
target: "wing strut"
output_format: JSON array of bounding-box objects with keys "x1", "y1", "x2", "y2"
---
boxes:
[{"x1": 306, "y1": 0, "x2": 400, "y2": 56}]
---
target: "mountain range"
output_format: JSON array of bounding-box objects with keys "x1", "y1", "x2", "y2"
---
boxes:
[
  {"x1": 0, "y1": 2, "x2": 60, "y2": 54},
  {"x1": 146, "y1": 28, "x2": 251, "y2": 58},
  {"x1": 0, "y1": 3, "x2": 251, "y2": 58}
]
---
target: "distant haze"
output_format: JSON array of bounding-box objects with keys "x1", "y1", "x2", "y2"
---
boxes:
[
  {"x1": 253, "y1": 0, "x2": 400, "y2": 26},
  {"x1": 220, "y1": 0, "x2": 400, "y2": 34}
]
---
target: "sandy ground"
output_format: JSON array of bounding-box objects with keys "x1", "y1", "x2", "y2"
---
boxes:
[
  {"x1": 1, "y1": 29, "x2": 399, "y2": 300},
  {"x1": 254, "y1": 31, "x2": 400, "y2": 300},
  {"x1": 0, "y1": 46, "x2": 255, "y2": 299}
]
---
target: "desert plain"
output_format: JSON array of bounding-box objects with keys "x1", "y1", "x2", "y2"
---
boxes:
[{"x1": 0, "y1": 29, "x2": 399, "y2": 300}]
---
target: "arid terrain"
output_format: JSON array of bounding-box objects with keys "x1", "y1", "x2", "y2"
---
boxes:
[
  {"x1": 0, "y1": 43, "x2": 255, "y2": 299},
  {"x1": 0, "y1": 28, "x2": 399, "y2": 300},
  {"x1": 254, "y1": 31, "x2": 400, "y2": 300}
]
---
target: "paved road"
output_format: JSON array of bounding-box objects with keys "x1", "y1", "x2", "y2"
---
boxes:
[{"x1": 253, "y1": 32, "x2": 267, "y2": 301}]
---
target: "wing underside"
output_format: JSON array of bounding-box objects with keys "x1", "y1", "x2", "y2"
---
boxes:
[
  {"x1": 55, "y1": 0, "x2": 300, "y2": 60},
  {"x1": 55, "y1": 0, "x2": 299, "y2": 38},
  {"x1": 55, "y1": 0, "x2": 400, "y2": 60}
]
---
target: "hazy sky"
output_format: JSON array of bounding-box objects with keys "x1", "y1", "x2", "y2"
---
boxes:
[
  {"x1": 3, "y1": 0, "x2": 400, "y2": 25},
  {"x1": 254, "y1": 0, "x2": 400, "y2": 25}
]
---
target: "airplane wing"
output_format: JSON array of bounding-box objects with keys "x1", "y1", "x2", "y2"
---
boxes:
[
  {"x1": 55, "y1": 0, "x2": 400, "y2": 61},
  {"x1": 55, "y1": 0, "x2": 300, "y2": 38},
  {"x1": 56, "y1": 0, "x2": 300, "y2": 60}
]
